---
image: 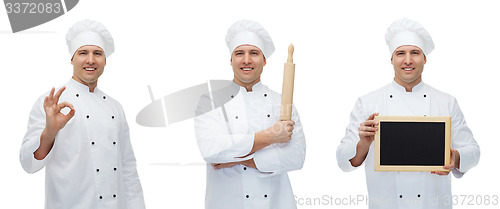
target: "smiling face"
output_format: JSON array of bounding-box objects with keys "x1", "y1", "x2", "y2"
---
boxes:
[
  {"x1": 230, "y1": 45, "x2": 266, "y2": 91},
  {"x1": 391, "y1": 45, "x2": 427, "y2": 91},
  {"x1": 71, "y1": 45, "x2": 106, "y2": 92}
]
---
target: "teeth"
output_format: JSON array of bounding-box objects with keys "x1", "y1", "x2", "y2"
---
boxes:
[
  {"x1": 85, "y1": 68, "x2": 96, "y2": 71},
  {"x1": 404, "y1": 68, "x2": 413, "y2": 71},
  {"x1": 242, "y1": 68, "x2": 252, "y2": 71}
]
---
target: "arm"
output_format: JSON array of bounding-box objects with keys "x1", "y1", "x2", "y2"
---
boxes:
[
  {"x1": 195, "y1": 91, "x2": 304, "y2": 171},
  {"x1": 34, "y1": 87, "x2": 75, "y2": 160},
  {"x1": 119, "y1": 111, "x2": 146, "y2": 209},
  {"x1": 20, "y1": 87, "x2": 75, "y2": 173},
  {"x1": 244, "y1": 120, "x2": 295, "y2": 157},
  {"x1": 210, "y1": 120, "x2": 295, "y2": 170},
  {"x1": 212, "y1": 159, "x2": 256, "y2": 170},
  {"x1": 433, "y1": 98, "x2": 480, "y2": 177},
  {"x1": 336, "y1": 98, "x2": 371, "y2": 172},
  {"x1": 195, "y1": 111, "x2": 296, "y2": 162},
  {"x1": 251, "y1": 106, "x2": 306, "y2": 176},
  {"x1": 195, "y1": 94, "x2": 256, "y2": 163},
  {"x1": 450, "y1": 98, "x2": 480, "y2": 177},
  {"x1": 349, "y1": 112, "x2": 379, "y2": 167}
]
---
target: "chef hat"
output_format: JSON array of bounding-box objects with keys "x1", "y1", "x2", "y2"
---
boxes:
[
  {"x1": 225, "y1": 19, "x2": 275, "y2": 58},
  {"x1": 385, "y1": 18, "x2": 434, "y2": 56},
  {"x1": 66, "y1": 19, "x2": 115, "y2": 58}
]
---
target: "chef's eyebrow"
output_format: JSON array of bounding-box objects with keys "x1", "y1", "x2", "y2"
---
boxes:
[
  {"x1": 76, "y1": 49, "x2": 104, "y2": 53},
  {"x1": 233, "y1": 49, "x2": 261, "y2": 53}
]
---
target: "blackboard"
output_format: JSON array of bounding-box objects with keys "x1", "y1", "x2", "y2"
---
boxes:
[{"x1": 374, "y1": 116, "x2": 451, "y2": 172}]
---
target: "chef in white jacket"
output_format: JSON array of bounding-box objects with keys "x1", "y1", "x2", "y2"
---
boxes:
[
  {"x1": 19, "y1": 20, "x2": 146, "y2": 209},
  {"x1": 337, "y1": 18, "x2": 480, "y2": 209},
  {"x1": 194, "y1": 20, "x2": 306, "y2": 209}
]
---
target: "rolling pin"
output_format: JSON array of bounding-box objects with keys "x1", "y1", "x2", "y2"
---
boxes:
[{"x1": 280, "y1": 44, "x2": 295, "y2": 121}]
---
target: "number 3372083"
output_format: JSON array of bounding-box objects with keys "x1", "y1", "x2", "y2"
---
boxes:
[
  {"x1": 5, "y1": 3, "x2": 62, "y2": 14},
  {"x1": 445, "y1": 195, "x2": 498, "y2": 206}
]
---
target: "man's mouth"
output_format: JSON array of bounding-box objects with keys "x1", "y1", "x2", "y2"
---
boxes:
[
  {"x1": 403, "y1": 68, "x2": 414, "y2": 71},
  {"x1": 241, "y1": 68, "x2": 253, "y2": 71},
  {"x1": 85, "y1": 68, "x2": 96, "y2": 71}
]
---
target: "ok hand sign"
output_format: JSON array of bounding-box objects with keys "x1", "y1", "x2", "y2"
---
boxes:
[
  {"x1": 35, "y1": 87, "x2": 75, "y2": 160},
  {"x1": 43, "y1": 87, "x2": 75, "y2": 134}
]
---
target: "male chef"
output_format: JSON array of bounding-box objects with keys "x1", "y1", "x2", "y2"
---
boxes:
[
  {"x1": 194, "y1": 20, "x2": 306, "y2": 209},
  {"x1": 20, "y1": 19, "x2": 146, "y2": 209},
  {"x1": 336, "y1": 18, "x2": 480, "y2": 209}
]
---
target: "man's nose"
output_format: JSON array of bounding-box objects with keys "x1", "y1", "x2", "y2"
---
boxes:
[
  {"x1": 404, "y1": 54, "x2": 412, "y2": 65},
  {"x1": 87, "y1": 54, "x2": 95, "y2": 64},
  {"x1": 243, "y1": 53, "x2": 251, "y2": 64}
]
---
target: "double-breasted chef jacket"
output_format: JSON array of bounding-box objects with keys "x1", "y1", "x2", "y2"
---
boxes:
[
  {"x1": 195, "y1": 81, "x2": 306, "y2": 209},
  {"x1": 337, "y1": 81, "x2": 480, "y2": 209},
  {"x1": 20, "y1": 79, "x2": 146, "y2": 209}
]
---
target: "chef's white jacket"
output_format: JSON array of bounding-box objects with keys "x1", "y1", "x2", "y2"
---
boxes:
[
  {"x1": 195, "y1": 82, "x2": 306, "y2": 209},
  {"x1": 337, "y1": 81, "x2": 480, "y2": 209},
  {"x1": 20, "y1": 79, "x2": 146, "y2": 209}
]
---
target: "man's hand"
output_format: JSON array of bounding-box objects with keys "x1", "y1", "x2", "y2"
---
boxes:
[
  {"x1": 34, "y1": 87, "x2": 75, "y2": 160},
  {"x1": 350, "y1": 112, "x2": 379, "y2": 167},
  {"x1": 43, "y1": 87, "x2": 75, "y2": 137},
  {"x1": 261, "y1": 120, "x2": 295, "y2": 144},
  {"x1": 358, "y1": 112, "x2": 379, "y2": 145},
  {"x1": 244, "y1": 120, "x2": 295, "y2": 157},
  {"x1": 212, "y1": 162, "x2": 238, "y2": 170},
  {"x1": 432, "y1": 149, "x2": 460, "y2": 176},
  {"x1": 212, "y1": 159, "x2": 256, "y2": 170}
]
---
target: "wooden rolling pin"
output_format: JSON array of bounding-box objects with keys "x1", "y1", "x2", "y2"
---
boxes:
[{"x1": 280, "y1": 44, "x2": 295, "y2": 121}]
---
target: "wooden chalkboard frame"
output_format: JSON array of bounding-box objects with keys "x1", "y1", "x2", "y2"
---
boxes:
[{"x1": 374, "y1": 116, "x2": 451, "y2": 172}]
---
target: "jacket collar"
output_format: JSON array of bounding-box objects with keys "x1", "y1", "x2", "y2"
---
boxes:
[
  {"x1": 391, "y1": 80, "x2": 425, "y2": 93},
  {"x1": 237, "y1": 81, "x2": 264, "y2": 93},
  {"x1": 68, "y1": 78, "x2": 100, "y2": 94}
]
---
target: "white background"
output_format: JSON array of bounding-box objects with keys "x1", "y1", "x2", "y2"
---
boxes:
[{"x1": 1, "y1": 0, "x2": 498, "y2": 208}]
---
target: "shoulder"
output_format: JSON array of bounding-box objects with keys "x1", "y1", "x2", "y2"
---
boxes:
[
  {"x1": 358, "y1": 83, "x2": 390, "y2": 102},
  {"x1": 97, "y1": 89, "x2": 126, "y2": 111},
  {"x1": 266, "y1": 86, "x2": 280, "y2": 98},
  {"x1": 261, "y1": 84, "x2": 281, "y2": 104},
  {"x1": 104, "y1": 93, "x2": 123, "y2": 107},
  {"x1": 424, "y1": 83, "x2": 456, "y2": 101}
]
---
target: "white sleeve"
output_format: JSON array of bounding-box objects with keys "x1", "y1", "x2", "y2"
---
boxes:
[
  {"x1": 336, "y1": 98, "x2": 367, "y2": 172},
  {"x1": 19, "y1": 96, "x2": 50, "y2": 174},
  {"x1": 194, "y1": 94, "x2": 254, "y2": 163},
  {"x1": 449, "y1": 98, "x2": 480, "y2": 178},
  {"x1": 119, "y1": 109, "x2": 146, "y2": 209},
  {"x1": 253, "y1": 105, "x2": 306, "y2": 177}
]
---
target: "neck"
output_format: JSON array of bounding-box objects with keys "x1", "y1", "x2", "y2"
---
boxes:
[
  {"x1": 233, "y1": 77, "x2": 260, "y2": 92},
  {"x1": 394, "y1": 77, "x2": 421, "y2": 92},
  {"x1": 72, "y1": 76, "x2": 97, "y2": 92}
]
